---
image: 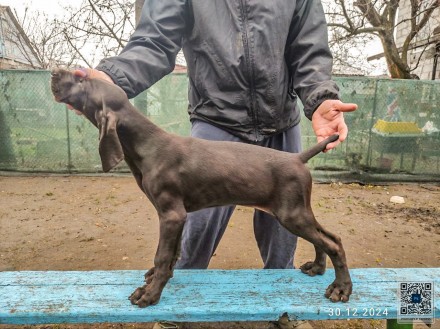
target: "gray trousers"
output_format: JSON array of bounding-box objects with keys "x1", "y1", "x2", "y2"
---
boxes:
[{"x1": 174, "y1": 120, "x2": 301, "y2": 270}]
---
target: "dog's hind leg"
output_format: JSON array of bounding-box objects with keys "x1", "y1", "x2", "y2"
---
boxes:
[
  {"x1": 129, "y1": 203, "x2": 187, "y2": 308},
  {"x1": 278, "y1": 209, "x2": 352, "y2": 302}
]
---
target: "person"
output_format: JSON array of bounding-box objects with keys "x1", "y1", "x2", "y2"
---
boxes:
[{"x1": 73, "y1": 0, "x2": 356, "y2": 326}]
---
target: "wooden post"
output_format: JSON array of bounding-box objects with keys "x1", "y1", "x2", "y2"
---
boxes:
[
  {"x1": 386, "y1": 319, "x2": 413, "y2": 329},
  {"x1": 135, "y1": 0, "x2": 145, "y2": 25}
]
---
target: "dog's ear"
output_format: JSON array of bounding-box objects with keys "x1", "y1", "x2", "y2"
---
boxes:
[{"x1": 95, "y1": 102, "x2": 124, "y2": 172}]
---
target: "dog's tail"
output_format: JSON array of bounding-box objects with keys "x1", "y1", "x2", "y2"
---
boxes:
[{"x1": 299, "y1": 134, "x2": 339, "y2": 163}]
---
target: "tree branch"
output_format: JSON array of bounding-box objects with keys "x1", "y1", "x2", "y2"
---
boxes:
[
  {"x1": 87, "y1": 0, "x2": 125, "y2": 48},
  {"x1": 62, "y1": 29, "x2": 93, "y2": 68},
  {"x1": 402, "y1": 0, "x2": 439, "y2": 63},
  {"x1": 354, "y1": 0, "x2": 383, "y2": 27},
  {"x1": 328, "y1": 23, "x2": 384, "y2": 35}
]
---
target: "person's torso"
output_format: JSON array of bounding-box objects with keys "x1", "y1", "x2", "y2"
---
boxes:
[{"x1": 182, "y1": 0, "x2": 301, "y2": 142}]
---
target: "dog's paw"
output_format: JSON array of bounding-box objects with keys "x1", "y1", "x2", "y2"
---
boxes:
[
  {"x1": 325, "y1": 280, "x2": 352, "y2": 302},
  {"x1": 300, "y1": 261, "x2": 326, "y2": 276},
  {"x1": 129, "y1": 284, "x2": 161, "y2": 308},
  {"x1": 144, "y1": 267, "x2": 155, "y2": 284}
]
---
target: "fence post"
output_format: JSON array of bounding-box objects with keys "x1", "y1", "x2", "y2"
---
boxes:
[
  {"x1": 386, "y1": 319, "x2": 413, "y2": 329},
  {"x1": 366, "y1": 78, "x2": 379, "y2": 167},
  {"x1": 65, "y1": 106, "x2": 73, "y2": 172},
  {"x1": 0, "y1": 110, "x2": 16, "y2": 168}
]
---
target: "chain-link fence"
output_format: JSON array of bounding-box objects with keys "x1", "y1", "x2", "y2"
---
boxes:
[{"x1": 0, "y1": 70, "x2": 439, "y2": 182}]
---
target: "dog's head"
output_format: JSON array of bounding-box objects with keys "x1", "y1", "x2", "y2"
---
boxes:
[{"x1": 51, "y1": 68, "x2": 125, "y2": 172}]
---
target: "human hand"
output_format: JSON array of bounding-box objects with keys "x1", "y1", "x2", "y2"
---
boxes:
[
  {"x1": 73, "y1": 68, "x2": 113, "y2": 83},
  {"x1": 67, "y1": 68, "x2": 114, "y2": 115},
  {"x1": 312, "y1": 100, "x2": 358, "y2": 151}
]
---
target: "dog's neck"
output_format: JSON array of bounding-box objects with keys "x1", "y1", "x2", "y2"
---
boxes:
[{"x1": 116, "y1": 102, "x2": 172, "y2": 165}]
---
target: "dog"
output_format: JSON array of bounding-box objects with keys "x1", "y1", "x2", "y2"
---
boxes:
[{"x1": 51, "y1": 68, "x2": 352, "y2": 307}]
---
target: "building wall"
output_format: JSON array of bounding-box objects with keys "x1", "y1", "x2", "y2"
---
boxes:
[
  {"x1": 396, "y1": 0, "x2": 440, "y2": 80},
  {"x1": 0, "y1": 7, "x2": 42, "y2": 69},
  {"x1": 0, "y1": 57, "x2": 37, "y2": 69}
]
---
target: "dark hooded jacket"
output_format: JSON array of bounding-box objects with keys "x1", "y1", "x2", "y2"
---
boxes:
[{"x1": 96, "y1": 0, "x2": 340, "y2": 142}]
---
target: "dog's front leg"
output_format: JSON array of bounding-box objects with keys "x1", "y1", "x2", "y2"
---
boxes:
[
  {"x1": 143, "y1": 235, "x2": 181, "y2": 285},
  {"x1": 129, "y1": 206, "x2": 186, "y2": 308}
]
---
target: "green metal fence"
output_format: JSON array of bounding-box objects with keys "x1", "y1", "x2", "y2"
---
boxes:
[{"x1": 0, "y1": 70, "x2": 439, "y2": 182}]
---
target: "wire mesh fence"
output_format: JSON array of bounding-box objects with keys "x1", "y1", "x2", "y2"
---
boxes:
[
  {"x1": 304, "y1": 77, "x2": 440, "y2": 182},
  {"x1": 0, "y1": 70, "x2": 439, "y2": 183}
]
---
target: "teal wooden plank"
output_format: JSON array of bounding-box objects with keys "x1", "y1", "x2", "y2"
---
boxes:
[
  {"x1": 3, "y1": 268, "x2": 438, "y2": 285},
  {"x1": 0, "y1": 268, "x2": 439, "y2": 324}
]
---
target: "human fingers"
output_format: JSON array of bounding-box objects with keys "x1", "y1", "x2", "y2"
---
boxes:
[
  {"x1": 73, "y1": 68, "x2": 113, "y2": 84},
  {"x1": 334, "y1": 101, "x2": 358, "y2": 113}
]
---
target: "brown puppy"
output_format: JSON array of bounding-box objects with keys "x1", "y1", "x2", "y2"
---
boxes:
[{"x1": 51, "y1": 68, "x2": 352, "y2": 307}]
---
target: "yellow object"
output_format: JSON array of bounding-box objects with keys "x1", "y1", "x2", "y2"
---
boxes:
[{"x1": 373, "y1": 119, "x2": 422, "y2": 134}]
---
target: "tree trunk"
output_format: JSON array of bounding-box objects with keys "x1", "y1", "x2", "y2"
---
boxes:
[
  {"x1": 379, "y1": 33, "x2": 413, "y2": 79},
  {"x1": 386, "y1": 60, "x2": 411, "y2": 79}
]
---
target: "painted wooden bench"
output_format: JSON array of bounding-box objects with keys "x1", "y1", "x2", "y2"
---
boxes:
[{"x1": 1, "y1": 268, "x2": 439, "y2": 328}]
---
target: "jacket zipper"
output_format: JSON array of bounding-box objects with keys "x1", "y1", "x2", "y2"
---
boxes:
[{"x1": 238, "y1": 0, "x2": 259, "y2": 142}]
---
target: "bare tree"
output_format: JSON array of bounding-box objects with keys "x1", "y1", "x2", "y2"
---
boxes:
[
  {"x1": 16, "y1": 0, "x2": 135, "y2": 68},
  {"x1": 59, "y1": 0, "x2": 135, "y2": 68},
  {"x1": 324, "y1": 0, "x2": 440, "y2": 78},
  {"x1": 19, "y1": 9, "x2": 84, "y2": 68},
  {"x1": 327, "y1": 23, "x2": 380, "y2": 75}
]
